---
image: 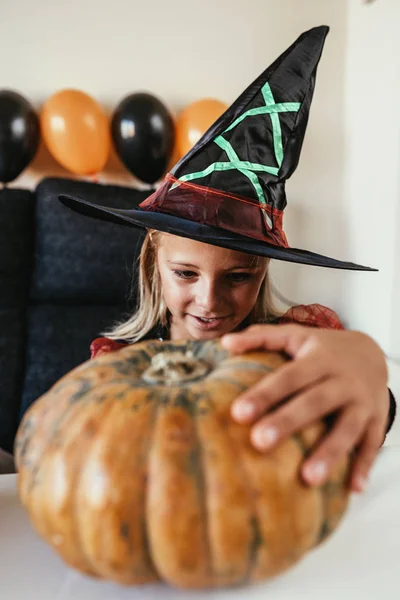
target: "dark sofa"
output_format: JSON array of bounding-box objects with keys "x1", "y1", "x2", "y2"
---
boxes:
[{"x1": 0, "y1": 177, "x2": 149, "y2": 455}]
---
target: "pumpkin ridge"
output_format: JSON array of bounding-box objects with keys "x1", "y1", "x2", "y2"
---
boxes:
[
  {"x1": 17, "y1": 376, "x2": 99, "y2": 501},
  {"x1": 217, "y1": 361, "x2": 274, "y2": 375},
  {"x1": 293, "y1": 426, "x2": 351, "y2": 550},
  {"x1": 292, "y1": 431, "x2": 329, "y2": 551},
  {"x1": 317, "y1": 464, "x2": 350, "y2": 545},
  {"x1": 15, "y1": 378, "x2": 90, "y2": 465},
  {"x1": 191, "y1": 388, "x2": 214, "y2": 584},
  {"x1": 75, "y1": 384, "x2": 159, "y2": 582},
  {"x1": 65, "y1": 397, "x2": 118, "y2": 574},
  {"x1": 146, "y1": 385, "x2": 213, "y2": 587},
  {"x1": 192, "y1": 372, "x2": 263, "y2": 587},
  {"x1": 140, "y1": 392, "x2": 162, "y2": 579},
  {"x1": 206, "y1": 376, "x2": 247, "y2": 394},
  {"x1": 73, "y1": 396, "x2": 125, "y2": 575},
  {"x1": 214, "y1": 396, "x2": 263, "y2": 585},
  {"x1": 34, "y1": 385, "x2": 121, "y2": 575},
  {"x1": 129, "y1": 392, "x2": 164, "y2": 583}
]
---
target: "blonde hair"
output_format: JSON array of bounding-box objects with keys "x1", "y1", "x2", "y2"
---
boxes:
[{"x1": 103, "y1": 230, "x2": 281, "y2": 343}]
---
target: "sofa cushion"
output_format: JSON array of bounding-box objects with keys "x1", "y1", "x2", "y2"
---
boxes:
[
  {"x1": 0, "y1": 178, "x2": 151, "y2": 451},
  {"x1": 0, "y1": 308, "x2": 26, "y2": 453},
  {"x1": 0, "y1": 189, "x2": 35, "y2": 308},
  {"x1": 30, "y1": 177, "x2": 148, "y2": 304},
  {"x1": 0, "y1": 189, "x2": 35, "y2": 452},
  {"x1": 20, "y1": 303, "x2": 132, "y2": 417},
  {"x1": 20, "y1": 177, "x2": 151, "y2": 419}
]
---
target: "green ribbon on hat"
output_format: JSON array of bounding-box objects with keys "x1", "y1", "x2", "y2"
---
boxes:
[{"x1": 171, "y1": 83, "x2": 301, "y2": 230}]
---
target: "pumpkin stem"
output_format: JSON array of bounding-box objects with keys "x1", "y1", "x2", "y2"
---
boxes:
[{"x1": 142, "y1": 351, "x2": 210, "y2": 385}]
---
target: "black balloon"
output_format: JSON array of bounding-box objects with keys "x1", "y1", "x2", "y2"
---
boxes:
[
  {"x1": 111, "y1": 93, "x2": 175, "y2": 184},
  {"x1": 0, "y1": 90, "x2": 40, "y2": 183}
]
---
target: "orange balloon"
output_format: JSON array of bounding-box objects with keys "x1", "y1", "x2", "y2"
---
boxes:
[
  {"x1": 176, "y1": 98, "x2": 228, "y2": 158},
  {"x1": 41, "y1": 89, "x2": 110, "y2": 176}
]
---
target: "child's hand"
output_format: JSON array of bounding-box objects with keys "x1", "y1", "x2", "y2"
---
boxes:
[{"x1": 221, "y1": 324, "x2": 390, "y2": 493}]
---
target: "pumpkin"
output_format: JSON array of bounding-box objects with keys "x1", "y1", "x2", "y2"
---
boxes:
[{"x1": 14, "y1": 339, "x2": 350, "y2": 589}]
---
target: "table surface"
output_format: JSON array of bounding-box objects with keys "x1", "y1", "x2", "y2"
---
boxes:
[{"x1": 1, "y1": 447, "x2": 400, "y2": 600}]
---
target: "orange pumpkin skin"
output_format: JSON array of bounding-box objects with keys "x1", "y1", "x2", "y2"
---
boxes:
[{"x1": 14, "y1": 340, "x2": 350, "y2": 589}]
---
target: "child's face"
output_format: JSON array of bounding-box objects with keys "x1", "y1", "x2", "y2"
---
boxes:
[{"x1": 156, "y1": 234, "x2": 268, "y2": 341}]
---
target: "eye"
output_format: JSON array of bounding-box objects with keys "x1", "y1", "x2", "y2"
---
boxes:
[
  {"x1": 173, "y1": 270, "x2": 197, "y2": 280},
  {"x1": 227, "y1": 272, "x2": 252, "y2": 283}
]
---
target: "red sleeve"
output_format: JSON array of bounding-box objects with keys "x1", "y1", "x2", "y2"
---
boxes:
[
  {"x1": 278, "y1": 303, "x2": 345, "y2": 330},
  {"x1": 90, "y1": 337, "x2": 127, "y2": 359}
]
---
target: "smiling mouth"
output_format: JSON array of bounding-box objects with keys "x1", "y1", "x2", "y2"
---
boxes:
[
  {"x1": 189, "y1": 315, "x2": 231, "y2": 329},
  {"x1": 192, "y1": 316, "x2": 228, "y2": 322}
]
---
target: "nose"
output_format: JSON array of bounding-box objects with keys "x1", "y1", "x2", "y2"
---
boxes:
[{"x1": 194, "y1": 278, "x2": 223, "y2": 314}]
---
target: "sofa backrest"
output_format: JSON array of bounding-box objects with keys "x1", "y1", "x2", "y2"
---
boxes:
[
  {"x1": 0, "y1": 188, "x2": 35, "y2": 452},
  {"x1": 0, "y1": 177, "x2": 149, "y2": 452}
]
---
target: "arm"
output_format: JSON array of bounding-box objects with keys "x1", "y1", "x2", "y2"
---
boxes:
[{"x1": 280, "y1": 303, "x2": 396, "y2": 437}]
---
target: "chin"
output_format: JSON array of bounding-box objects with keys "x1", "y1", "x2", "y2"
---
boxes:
[
  {"x1": 193, "y1": 331, "x2": 220, "y2": 341},
  {"x1": 188, "y1": 326, "x2": 233, "y2": 341}
]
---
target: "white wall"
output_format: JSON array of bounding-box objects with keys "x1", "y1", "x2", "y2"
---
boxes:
[
  {"x1": 342, "y1": 0, "x2": 400, "y2": 358},
  {"x1": 0, "y1": 0, "x2": 348, "y2": 188},
  {"x1": 1, "y1": 0, "x2": 399, "y2": 358}
]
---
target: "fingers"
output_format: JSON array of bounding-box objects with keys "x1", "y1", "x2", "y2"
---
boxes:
[
  {"x1": 349, "y1": 420, "x2": 386, "y2": 493},
  {"x1": 222, "y1": 324, "x2": 313, "y2": 358},
  {"x1": 223, "y1": 324, "x2": 389, "y2": 493},
  {"x1": 300, "y1": 406, "x2": 368, "y2": 487},
  {"x1": 243, "y1": 381, "x2": 370, "y2": 488},
  {"x1": 246, "y1": 379, "x2": 358, "y2": 456},
  {"x1": 231, "y1": 353, "x2": 330, "y2": 424}
]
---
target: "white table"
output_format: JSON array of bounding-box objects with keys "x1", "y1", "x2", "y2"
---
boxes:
[{"x1": 1, "y1": 448, "x2": 400, "y2": 600}]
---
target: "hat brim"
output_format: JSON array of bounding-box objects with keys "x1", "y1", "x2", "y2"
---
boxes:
[{"x1": 58, "y1": 194, "x2": 377, "y2": 272}]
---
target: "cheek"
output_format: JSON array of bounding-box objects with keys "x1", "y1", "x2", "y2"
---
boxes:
[
  {"x1": 232, "y1": 281, "x2": 263, "y2": 309},
  {"x1": 159, "y1": 272, "x2": 190, "y2": 311}
]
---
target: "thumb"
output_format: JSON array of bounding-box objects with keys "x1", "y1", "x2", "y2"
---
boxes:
[{"x1": 221, "y1": 324, "x2": 311, "y2": 357}]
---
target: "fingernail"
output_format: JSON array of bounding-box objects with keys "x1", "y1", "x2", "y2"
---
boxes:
[
  {"x1": 232, "y1": 401, "x2": 255, "y2": 421},
  {"x1": 355, "y1": 475, "x2": 368, "y2": 493},
  {"x1": 303, "y1": 461, "x2": 327, "y2": 485},
  {"x1": 221, "y1": 334, "x2": 235, "y2": 346},
  {"x1": 252, "y1": 426, "x2": 279, "y2": 450}
]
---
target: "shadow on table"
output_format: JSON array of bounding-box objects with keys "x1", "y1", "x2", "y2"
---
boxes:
[{"x1": 0, "y1": 449, "x2": 16, "y2": 474}]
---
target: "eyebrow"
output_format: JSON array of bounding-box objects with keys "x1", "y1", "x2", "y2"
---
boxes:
[{"x1": 166, "y1": 261, "x2": 259, "y2": 270}]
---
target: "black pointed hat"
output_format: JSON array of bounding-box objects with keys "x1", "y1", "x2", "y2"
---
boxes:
[{"x1": 59, "y1": 26, "x2": 375, "y2": 271}]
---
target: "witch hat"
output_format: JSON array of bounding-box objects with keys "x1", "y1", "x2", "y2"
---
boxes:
[{"x1": 59, "y1": 25, "x2": 375, "y2": 271}]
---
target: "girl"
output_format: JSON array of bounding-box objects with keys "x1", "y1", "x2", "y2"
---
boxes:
[{"x1": 59, "y1": 26, "x2": 396, "y2": 495}]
